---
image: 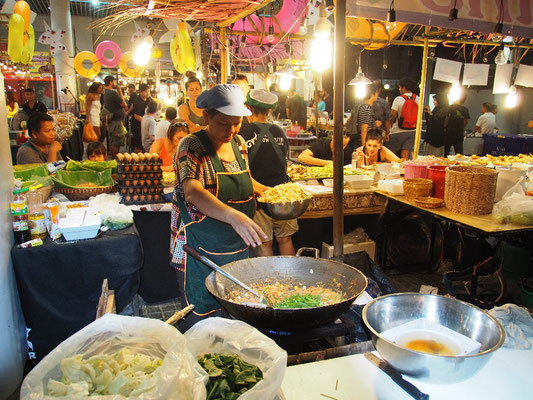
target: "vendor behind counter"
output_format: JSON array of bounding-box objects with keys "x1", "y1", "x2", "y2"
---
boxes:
[{"x1": 16, "y1": 112, "x2": 63, "y2": 165}]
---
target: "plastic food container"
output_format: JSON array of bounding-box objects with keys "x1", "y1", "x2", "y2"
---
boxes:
[
  {"x1": 404, "y1": 162, "x2": 434, "y2": 179},
  {"x1": 59, "y1": 214, "x2": 101, "y2": 241},
  {"x1": 378, "y1": 179, "x2": 404, "y2": 195},
  {"x1": 344, "y1": 175, "x2": 374, "y2": 189},
  {"x1": 427, "y1": 165, "x2": 448, "y2": 199}
]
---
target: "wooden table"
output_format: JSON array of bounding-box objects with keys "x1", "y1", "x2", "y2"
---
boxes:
[{"x1": 376, "y1": 191, "x2": 533, "y2": 234}]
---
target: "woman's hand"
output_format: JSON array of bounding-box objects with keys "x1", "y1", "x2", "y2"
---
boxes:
[
  {"x1": 356, "y1": 146, "x2": 364, "y2": 158},
  {"x1": 225, "y1": 208, "x2": 267, "y2": 247},
  {"x1": 252, "y1": 179, "x2": 269, "y2": 197}
]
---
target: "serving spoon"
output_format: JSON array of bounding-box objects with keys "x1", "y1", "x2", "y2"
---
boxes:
[{"x1": 183, "y1": 244, "x2": 267, "y2": 305}]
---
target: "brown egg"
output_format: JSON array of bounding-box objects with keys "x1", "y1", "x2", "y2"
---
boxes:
[
  {"x1": 145, "y1": 164, "x2": 152, "y2": 172},
  {"x1": 128, "y1": 187, "x2": 134, "y2": 194},
  {"x1": 131, "y1": 153, "x2": 139, "y2": 163},
  {"x1": 132, "y1": 195, "x2": 139, "y2": 202},
  {"x1": 116, "y1": 153, "x2": 124, "y2": 162},
  {"x1": 135, "y1": 188, "x2": 141, "y2": 194},
  {"x1": 142, "y1": 187, "x2": 149, "y2": 194},
  {"x1": 124, "y1": 165, "x2": 131, "y2": 172},
  {"x1": 133, "y1": 180, "x2": 139, "y2": 186},
  {"x1": 139, "y1": 195, "x2": 146, "y2": 202},
  {"x1": 149, "y1": 187, "x2": 155, "y2": 193},
  {"x1": 146, "y1": 194, "x2": 153, "y2": 201},
  {"x1": 120, "y1": 188, "x2": 127, "y2": 195},
  {"x1": 139, "y1": 153, "x2": 146, "y2": 162},
  {"x1": 139, "y1": 164, "x2": 145, "y2": 172},
  {"x1": 124, "y1": 153, "x2": 132, "y2": 163},
  {"x1": 145, "y1": 179, "x2": 152, "y2": 186},
  {"x1": 153, "y1": 179, "x2": 160, "y2": 185},
  {"x1": 146, "y1": 153, "x2": 153, "y2": 162},
  {"x1": 124, "y1": 195, "x2": 131, "y2": 202},
  {"x1": 139, "y1": 179, "x2": 145, "y2": 186},
  {"x1": 125, "y1": 180, "x2": 131, "y2": 187},
  {"x1": 153, "y1": 194, "x2": 160, "y2": 201}
]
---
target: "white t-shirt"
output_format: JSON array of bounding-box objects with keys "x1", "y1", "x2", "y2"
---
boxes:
[
  {"x1": 141, "y1": 114, "x2": 156, "y2": 152},
  {"x1": 475, "y1": 112, "x2": 496, "y2": 135},
  {"x1": 390, "y1": 92, "x2": 420, "y2": 134},
  {"x1": 154, "y1": 119, "x2": 171, "y2": 140}
]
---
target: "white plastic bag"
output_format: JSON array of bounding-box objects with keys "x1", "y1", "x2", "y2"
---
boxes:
[
  {"x1": 185, "y1": 318, "x2": 287, "y2": 400},
  {"x1": 493, "y1": 177, "x2": 533, "y2": 225},
  {"x1": 89, "y1": 194, "x2": 133, "y2": 230},
  {"x1": 21, "y1": 314, "x2": 207, "y2": 400}
]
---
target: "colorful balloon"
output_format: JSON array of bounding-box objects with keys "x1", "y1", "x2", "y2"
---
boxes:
[
  {"x1": 21, "y1": 24, "x2": 35, "y2": 64},
  {"x1": 13, "y1": 1, "x2": 30, "y2": 45},
  {"x1": 8, "y1": 13, "x2": 24, "y2": 62},
  {"x1": 74, "y1": 51, "x2": 102, "y2": 78},
  {"x1": 177, "y1": 22, "x2": 196, "y2": 71},
  {"x1": 170, "y1": 36, "x2": 186, "y2": 74},
  {"x1": 95, "y1": 40, "x2": 122, "y2": 68},
  {"x1": 119, "y1": 51, "x2": 145, "y2": 78}
]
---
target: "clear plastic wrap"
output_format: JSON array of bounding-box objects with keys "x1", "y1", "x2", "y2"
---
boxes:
[
  {"x1": 185, "y1": 318, "x2": 287, "y2": 400},
  {"x1": 493, "y1": 176, "x2": 533, "y2": 225},
  {"x1": 21, "y1": 314, "x2": 207, "y2": 400}
]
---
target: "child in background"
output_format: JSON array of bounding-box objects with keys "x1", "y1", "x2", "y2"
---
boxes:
[{"x1": 86, "y1": 141, "x2": 107, "y2": 162}]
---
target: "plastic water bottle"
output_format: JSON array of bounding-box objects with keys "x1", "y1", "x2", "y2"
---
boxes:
[
  {"x1": 10, "y1": 180, "x2": 30, "y2": 244},
  {"x1": 27, "y1": 184, "x2": 47, "y2": 240},
  {"x1": 351, "y1": 150, "x2": 358, "y2": 171}
]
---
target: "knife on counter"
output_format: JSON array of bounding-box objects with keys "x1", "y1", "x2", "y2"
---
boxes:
[{"x1": 364, "y1": 352, "x2": 429, "y2": 400}]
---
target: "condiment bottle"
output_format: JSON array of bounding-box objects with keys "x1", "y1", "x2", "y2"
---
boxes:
[
  {"x1": 27, "y1": 184, "x2": 47, "y2": 240},
  {"x1": 10, "y1": 180, "x2": 31, "y2": 244},
  {"x1": 351, "y1": 150, "x2": 358, "y2": 171}
]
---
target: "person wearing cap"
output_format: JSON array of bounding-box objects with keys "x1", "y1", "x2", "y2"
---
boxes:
[
  {"x1": 171, "y1": 84, "x2": 268, "y2": 331},
  {"x1": 240, "y1": 89, "x2": 297, "y2": 257}
]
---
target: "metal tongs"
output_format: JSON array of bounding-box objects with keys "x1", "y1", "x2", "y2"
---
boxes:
[{"x1": 183, "y1": 244, "x2": 267, "y2": 305}]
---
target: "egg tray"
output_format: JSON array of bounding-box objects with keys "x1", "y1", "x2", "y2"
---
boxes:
[
  {"x1": 119, "y1": 185, "x2": 164, "y2": 196},
  {"x1": 121, "y1": 193, "x2": 164, "y2": 205},
  {"x1": 118, "y1": 170, "x2": 163, "y2": 180},
  {"x1": 117, "y1": 162, "x2": 162, "y2": 173},
  {"x1": 118, "y1": 178, "x2": 162, "y2": 187}
]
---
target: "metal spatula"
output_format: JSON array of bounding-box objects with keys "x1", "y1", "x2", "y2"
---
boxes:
[{"x1": 183, "y1": 244, "x2": 267, "y2": 305}]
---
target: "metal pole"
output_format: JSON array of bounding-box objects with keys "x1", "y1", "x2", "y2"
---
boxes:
[
  {"x1": 220, "y1": 27, "x2": 228, "y2": 84},
  {"x1": 333, "y1": 0, "x2": 346, "y2": 260},
  {"x1": 412, "y1": 26, "x2": 430, "y2": 159}
]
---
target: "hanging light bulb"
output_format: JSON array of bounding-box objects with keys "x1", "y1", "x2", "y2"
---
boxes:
[
  {"x1": 310, "y1": 36, "x2": 332, "y2": 72},
  {"x1": 91, "y1": 0, "x2": 99, "y2": 5},
  {"x1": 279, "y1": 75, "x2": 292, "y2": 91},
  {"x1": 314, "y1": 2, "x2": 331, "y2": 38},
  {"x1": 449, "y1": 83, "x2": 462, "y2": 103},
  {"x1": 298, "y1": 15, "x2": 308, "y2": 35},
  {"x1": 134, "y1": 36, "x2": 153, "y2": 66},
  {"x1": 495, "y1": 43, "x2": 507, "y2": 65},
  {"x1": 387, "y1": 0, "x2": 396, "y2": 23},
  {"x1": 505, "y1": 86, "x2": 517, "y2": 108},
  {"x1": 384, "y1": 83, "x2": 390, "y2": 90},
  {"x1": 267, "y1": 25, "x2": 275, "y2": 43},
  {"x1": 355, "y1": 83, "x2": 367, "y2": 99}
]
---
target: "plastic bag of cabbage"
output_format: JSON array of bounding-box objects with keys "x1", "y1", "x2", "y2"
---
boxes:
[{"x1": 20, "y1": 314, "x2": 207, "y2": 400}]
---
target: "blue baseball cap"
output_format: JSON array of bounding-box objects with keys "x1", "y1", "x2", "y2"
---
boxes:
[{"x1": 196, "y1": 84, "x2": 252, "y2": 117}]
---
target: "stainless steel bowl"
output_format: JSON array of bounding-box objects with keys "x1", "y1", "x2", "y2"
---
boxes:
[
  {"x1": 258, "y1": 197, "x2": 311, "y2": 220},
  {"x1": 362, "y1": 293, "x2": 505, "y2": 383}
]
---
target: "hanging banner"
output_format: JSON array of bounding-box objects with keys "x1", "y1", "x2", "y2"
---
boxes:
[
  {"x1": 347, "y1": 0, "x2": 533, "y2": 38},
  {"x1": 462, "y1": 63, "x2": 490, "y2": 86},
  {"x1": 493, "y1": 64, "x2": 514, "y2": 94},
  {"x1": 433, "y1": 57, "x2": 462, "y2": 84},
  {"x1": 514, "y1": 64, "x2": 533, "y2": 88}
]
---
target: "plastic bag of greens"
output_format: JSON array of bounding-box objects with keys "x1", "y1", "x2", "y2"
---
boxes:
[
  {"x1": 89, "y1": 194, "x2": 133, "y2": 230},
  {"x1": 185, "y1": 318, "x2": 287, "y2": 400},
  {"x1": 493, "y1": 177, "x2": 533, "y2": 225},
  {"x1": 21, "y1": 314, "x2": 207, "y2": 400}
]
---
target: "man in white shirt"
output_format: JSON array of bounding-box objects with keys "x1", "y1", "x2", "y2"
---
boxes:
[
  {"x1": 154, "y1": 107, "x2": 177, "y2": 140},
  {"x1": 388, "y1": 78, "x2": 420, "y2": 159},
  {"x1": 141, "y1": 100, "x2": 158, "y2": 152},
  {"x1": 472, "y1": 102, "x2": 496, "y2": 136}
]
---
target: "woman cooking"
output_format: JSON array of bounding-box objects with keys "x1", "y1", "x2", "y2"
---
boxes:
[
  {"x1": 178, "y1": 77, "x2": 207, "y2": 133},
  {"x1": 171, "y1": 84, "x2": 268, "y2": 331},
  {"x1": 355, "y1": 130, "x2": 400, "y2": 167}
]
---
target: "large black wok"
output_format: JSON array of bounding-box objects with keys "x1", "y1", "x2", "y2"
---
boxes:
[{"x1": 205, "y1": 248, "x2": 367, "y2": 331}]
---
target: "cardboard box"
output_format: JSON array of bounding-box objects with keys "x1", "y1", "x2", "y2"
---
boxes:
[{"x1": 321, "y1": 240, "x2": 376, "y2": 260}]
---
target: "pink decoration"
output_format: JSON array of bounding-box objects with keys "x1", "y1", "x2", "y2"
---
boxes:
[{"x1": 95, "y1": 40, "x2": 122, "y2": 68}]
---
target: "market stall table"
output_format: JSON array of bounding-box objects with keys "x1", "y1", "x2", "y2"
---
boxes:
[
  {"x1": 281, "y1": 345, "x2": 533, "y2": 399},
  {"x1": 11, "y1": 224, "x2": 142, "y2": 371}
]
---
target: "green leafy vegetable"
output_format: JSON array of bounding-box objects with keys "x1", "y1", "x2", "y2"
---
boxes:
[
  {"x1": 275, "y1": 293, "x2": 323, "y2": 308},
  {"x1": 66, "y1": 159, "x2": 118, "y2": 173},
  {"x1": 198, "y1": 353, "x2": 263, "y2": 400},
  {"x1": 46, "y1": 349, "x2": 162, "y2": 397}
]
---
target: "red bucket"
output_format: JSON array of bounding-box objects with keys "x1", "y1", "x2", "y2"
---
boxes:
[{"x1": 427, "y1": 165, "x2": 448, "y2": 199}]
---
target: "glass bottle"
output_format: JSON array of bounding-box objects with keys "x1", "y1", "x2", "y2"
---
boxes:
[
  {"x1": 27, "y1": 184, "x2": 47, "y2": 240},
  {"x1": 351, "y1": 150, "x2": 358, "y2": 171},
  {"x1": 10, "y1": 180, "x2": 30, "y2": 244}
]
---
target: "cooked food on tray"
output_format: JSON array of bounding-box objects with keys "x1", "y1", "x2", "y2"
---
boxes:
[
  {"x1": 46, "y1": 348, "x2": 162, "y2": 397},
  {"x1": 228, "y1": 281, "x2": 345, "y2": 308},
  {"x1": 162, "y1": 171, "x2": 176, "y2": 186},
  {"x1": 257, "y1": 182, "x2": 311, "y2": 203},
  {"x1": 287, "y1": 164, "x2": 362, "y2": 180},
  {"x1": 198, "y1": 353, "x2": 263, "y2": 400},
  {"x1": 76, "y1": 183, "x2": 99, "y2": 188}
]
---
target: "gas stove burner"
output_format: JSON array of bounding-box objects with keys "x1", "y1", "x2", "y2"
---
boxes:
[{"x1": 267, "y1": 330, "x2": 294, "y2": 336}]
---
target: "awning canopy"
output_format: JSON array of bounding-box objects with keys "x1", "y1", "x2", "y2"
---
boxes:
[{"x1": 347, "y1": 0, "x2": 533, "y2": 39}]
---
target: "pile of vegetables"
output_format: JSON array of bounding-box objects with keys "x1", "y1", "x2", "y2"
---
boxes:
[
  {"x1": 275, "y1": 293, "x2": 324, "y2": 308},
  {"x1": 198, "y1": 353, "x2": 263, "y2": 400},
  {"x1": 46, "y1": 349, "x2": 162, "y2": 397}
]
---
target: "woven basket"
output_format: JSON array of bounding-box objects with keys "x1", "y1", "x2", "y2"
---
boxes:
[
  {"x1": 54, "y1": 185, "x2": 114, "y2": 201},
  {"x1": 444, "y1": 166, "x2": 498, "y2": 215},
  {"x1": 413, "y1": 197, "x2": 444, "y2": 209},
  {"x1": 403, "y1": 178, "x2": 433, "y2": 201}
]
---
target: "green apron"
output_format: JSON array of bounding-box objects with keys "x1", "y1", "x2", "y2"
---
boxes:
[{"x1": 175, "y1": 131, "x2": 256, "y2": 315}]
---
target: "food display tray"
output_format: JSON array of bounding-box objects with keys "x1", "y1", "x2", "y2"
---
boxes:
[
  {"x1": 117, "y1": 170, "x2": 163, "y2": 180},
  {"x1": 118, "y1": 178, "x2": 162, "y2": 187},
  {"x1": 121, "y1": 193, "x2": 164, "y2": 204},
  {"x1": 117, "y1": 163, "x2": 162, "y2": 173},
  {"x1": 119, "y1": 185, "x2": 164, "y2": 196}
]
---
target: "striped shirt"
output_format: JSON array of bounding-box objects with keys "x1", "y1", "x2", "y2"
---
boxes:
[
  {"x1": 170, "y1": 132, "x2": 249, "y2": 268},
  {"x1": 357, "y1": 103, "x2": 376, "y2": 133}
]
